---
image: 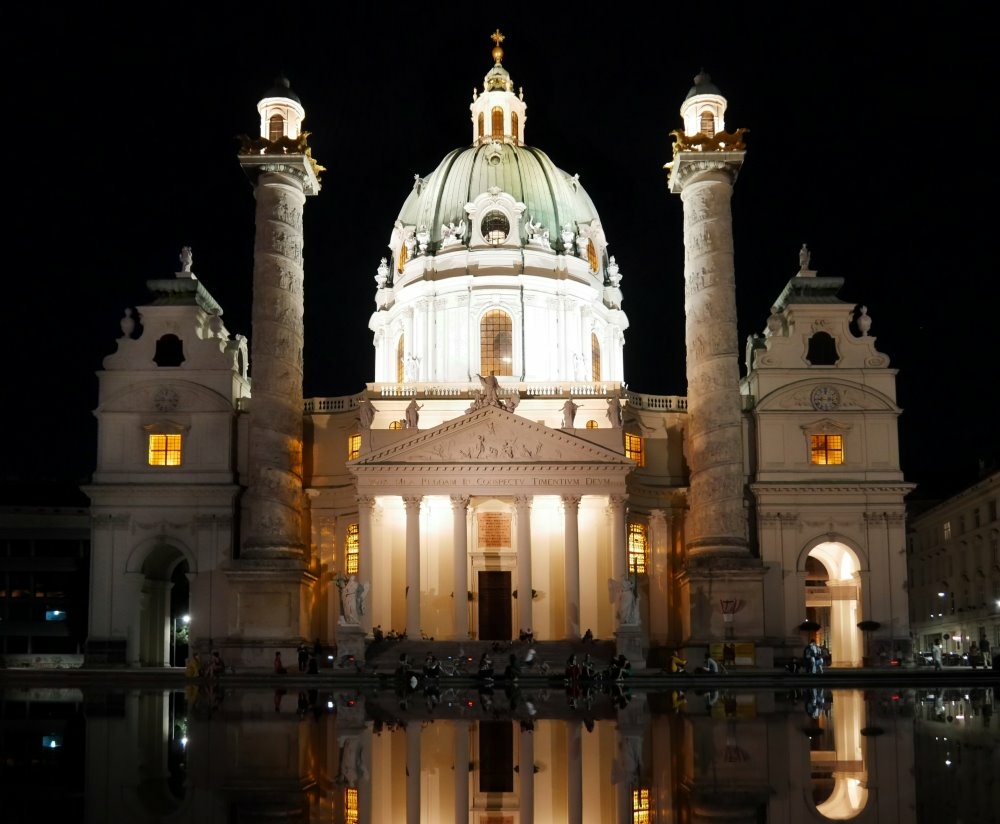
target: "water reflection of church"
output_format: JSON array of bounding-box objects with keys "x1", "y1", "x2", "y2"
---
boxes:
[
  {"x1": 67, "y1": 684, "x2": 921, "y2": 823},
  {"x1": 83, "y1": 33, "x2": 912, "y2": 674}
]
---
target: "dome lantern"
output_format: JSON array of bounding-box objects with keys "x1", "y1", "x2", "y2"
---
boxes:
[{"x1": 470, "y1": 30, "x2": 527, "y2": 146}]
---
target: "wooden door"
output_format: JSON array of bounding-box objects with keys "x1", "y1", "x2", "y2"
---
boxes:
[{"x1": 478, "y1": 571, "x2": 511, "y2": 640}]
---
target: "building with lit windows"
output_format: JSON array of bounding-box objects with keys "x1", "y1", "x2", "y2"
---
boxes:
[
  {"x1": 906, "y1": 468, "x2": 1000, "y2": 659},
  {"x1": 82, "y1": 36, "x2": 912, "y2": 673}
]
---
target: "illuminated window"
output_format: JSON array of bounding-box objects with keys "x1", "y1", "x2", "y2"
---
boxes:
[
  {"x1": 492, "y1": 106, "x2": 504, "y2": 136},
  {"x1": 591, "y1": 333, "x2": 601, "y2": 381},
  {"x1": 480, "y1": 310, "x2": 513, "y2": 376},
  {"x1": 700, "y1": 110, "x2": 715, "y2": 135},
  {"x1": 587, "y1": 239, "x2": 598, "y2": 273},
  {"x1": 943, "y1": 521, "x2": 952, "y2": 540},
  {"x1": 625, "y1": 433, "x2": 644, "y2": 467},
  {"x1": 586, "y1": 419, "x2": 599, "y2": 429},
  {"x1": 397, "y1": 241, "x2": 408, "y2": 273},
  {"x1": 345, "y1": 523, "x2": 359, "y2": 575},
  {"x1": 148, "y1": 434, "x2": 182, "y2": 466},
  {"x1": 478, "y1": 112, "x2": 484, "y2": 139},
  {"x1": 632, "y1": 786, "x2": 651, "y2": 824},
  {"x1": 396, "y1": 337, "x2": 405, "y2": 384},
  {"x1": 481, "y1": 210, "x2": 510, "y2": 245},
  {"x1": 809, "y1": 434, "x2": 843, "y2": 465},
  {"x1": 628, "y1": 522, "x2": 648, "y2": 574},
  {"x1": 348, "y1": 433, "x2": 361, "y2": 461},
  {"x1": 345, "y1": 787, "x2": 358, "y2": 824},
  {"x1": 389, "y1": 420, "x2": 403, "y2": 430},
  {"x1": 511, "y1": 112, "x2": 518, "y2": 142},
  {"x1": 268, "y1": 114, "x2": 284, "y2": 141}
]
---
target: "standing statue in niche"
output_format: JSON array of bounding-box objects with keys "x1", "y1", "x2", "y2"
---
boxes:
[
  {"x1": 179, "y1": 246, "x2": 193, "y2": 273},
  {"x1": 358, "y1": 398, "x2": 376, "y2": 430},
  {"x1": 606, "y1": 392, "x2": 623, "y2": 428},
  {"x1": 405, "y1": 399, "x2": 422, "y2": 429},
  {"x1": 561, "y1": 398, "x2": 580, "y2": 428}
]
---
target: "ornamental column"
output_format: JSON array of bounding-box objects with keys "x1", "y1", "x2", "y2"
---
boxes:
[
  {"x1": 452, "y1": 496, "x2": 470, "y2": 639},
  {"x1": 667, "y1": 71, "x2": 749, "y2": 561},
  {"x1": 238, "y1": 77, "x2": 322, "y2": 561},
  {"x1": 515, "y1": 496, "x2": 533, "y2": 634},
  {"x1": 610, "y1": 495, "x2": 627, "y2": 583},
  {"x1": 358, "y1": 496, "x2": 376, "y2": 632},
  {"x1": 563, "y1": 495, "x2": 581, "y2": 638},
  {"x1": 404, "y1": 496, "x2": 423, "y2": 636}
]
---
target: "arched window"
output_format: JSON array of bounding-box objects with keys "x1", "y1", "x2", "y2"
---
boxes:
[
  {"x1": 591, "y1": 333, "x2": 601, "y2": 381},
  {"x1": 586, "y1": 239, "x2": 598, "y2": 273},
  {"x1": 511, "y1": 112, "x2": 518, "y2": 142},
  {"x1": 806, "y1": 332, "x2": 838, "y2": 365},
  {"x1": 154, "y1": 334, "x2": 185, "y2": 367},
  {"x1": 268, "y1": 114, "x2": 285, "y2": 142},
  {"x1": 628, "y1": 522, "x2": 648, "y2": 574},
  {"x1": 478, "y1": 112, "x2": 485, "y2": 139},
  {"x1": 344, "y1": 523, "x2": 359, "y2": 574},
  {"x1": 481, "y1": 310, "x2": 513, "y2": 376},
  {"x1": 389, "y1": 420, "x2": 403, "y2": 431},
  {"x1": 397, "y1": 242, "x2": 408, "y2": 274},
  {"x1": 585, "y1": 419, "x2": 599, "y2": 429},
  {"x1": 481, "y1": 211, "x2": 510, "y2": 245},
  {"x1": 700, "y1": 110, "x2": 715, "y2": 135},
  {"x1": 492, "y1": 106, "x2": 504, "y2": 137},
  {"x1": 396, "y1": 337, "x2": 405, "y2": 384}
]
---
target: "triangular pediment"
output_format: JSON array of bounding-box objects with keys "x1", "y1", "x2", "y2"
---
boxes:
[{"x1": 354, "y1": 406, "x2": 632, "y2": 468}]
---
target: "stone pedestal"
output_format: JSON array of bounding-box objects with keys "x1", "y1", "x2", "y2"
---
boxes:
[
  {"x1": 335, "y1": 623, "x2": 367, "y2": 669},
  {"x1": 615, "y1": 625, "x2": 645, "y2": 671}
]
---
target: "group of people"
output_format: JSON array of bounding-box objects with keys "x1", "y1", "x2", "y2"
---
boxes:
[
  {"x1": 185, "y1": 650, "x2": 226, "y2": 679},
  {"x1": 803, "y1": 640, "x2": 826, "y2": 674}
]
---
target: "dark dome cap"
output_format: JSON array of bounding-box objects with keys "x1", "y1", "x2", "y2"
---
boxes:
[
  {"x1": 263, "y1": 75, "x2": 301, "y2": 103},
  {"x1": 684, "y1": 70, "x2": 721, "y2": 101}
]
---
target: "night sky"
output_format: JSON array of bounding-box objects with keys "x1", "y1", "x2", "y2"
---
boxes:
[{"x1": 6, "y1": 6, "x2": 994, "y2": 500}]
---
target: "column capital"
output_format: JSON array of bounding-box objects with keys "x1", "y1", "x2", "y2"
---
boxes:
[
  {"x1": 561, "y1": 494, "x2": 581, "y2": 510},
  {"x1": 402, "y1": 495, "x2": 423, "y2": 510},
  {"x1": 513, "y1": 495, "x2": 533, "y2": 510},
  {"x1": 450, "y1": 495, "x2": 470, "y2": 510},
  {"x1": 356, "y1": 495, "x2": 376, "y2": 511}
]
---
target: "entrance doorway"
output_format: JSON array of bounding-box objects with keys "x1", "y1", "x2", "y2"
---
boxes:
[{"x1": 478, "y1": 571, "x2": 511, "y2": 640}]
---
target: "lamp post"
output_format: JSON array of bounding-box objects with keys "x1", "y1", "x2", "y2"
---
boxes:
[{"x1": 173, "y1": 614, "x2": 190, "y2": 667}]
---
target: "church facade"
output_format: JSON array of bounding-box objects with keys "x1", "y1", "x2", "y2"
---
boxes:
[{"x1": 83, "y1": 40, "x2": 912, "y2": 670}]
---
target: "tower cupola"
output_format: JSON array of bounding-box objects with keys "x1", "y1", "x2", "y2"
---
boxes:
[
  {"x1": 679, "y1": 70, "x2": 727, "y2": 138},
  {"x1": 257, "y1": 76, "x2": 305, "y2": 142},
  {"x1": 470, "y1": 29, "x2": 527, "y2": 146}
]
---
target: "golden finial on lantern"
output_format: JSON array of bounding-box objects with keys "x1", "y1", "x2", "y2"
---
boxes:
[{"x1": 491, "y1": 29, "x2": 505, "y2": 64}]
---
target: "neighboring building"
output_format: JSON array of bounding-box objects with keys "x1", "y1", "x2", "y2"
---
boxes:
[
  {"x1": 907, "y1": 469, "x2": 1000, "y2": 657},
  {"x1": 81, "y1": 37, "x2": 912, "y2": 670}
]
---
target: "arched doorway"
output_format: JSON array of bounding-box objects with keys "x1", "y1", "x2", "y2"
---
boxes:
[
  {"x1": 134, "y1": 543, "x2": 191, "y2": 666},
  {"x1": 803, "y1": 541, "x2": 864, "y2": 668}
]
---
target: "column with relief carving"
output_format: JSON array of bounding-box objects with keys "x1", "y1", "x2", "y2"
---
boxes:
[
  {"x1": 404, "y1": 496, "x2": 422, "y2": 636},
  {"x1": 451, "y1": 496, "x2": 470, "y2": 639},
  {"x1": 358, "y1": 496, "x2": 376, "y2": 632},
  {"x1": 667, "y1": 72, "x2": 748, "y2": 561},
  {"x1": 563, "y1": 495, "x2": 581, "y2": 638},
  {"x1": 515, "y1": 496, "x2": 533, "y2": 634}
]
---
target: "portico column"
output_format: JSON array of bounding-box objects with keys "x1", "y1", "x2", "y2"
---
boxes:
[
  {"x1": 406, "y1": 722, "x2": 420, "y2": 824},
  {"x1": 567, "y1": 720, "x2": 582, "y2": 824},
  {"x1": 610, "y1": 495, "x2": 627, "y2": 582},
  {"x1": 404, "y1": 496, "x2": 422, "y2": 637},
  {"x1": 451, "y1": 495, "x2": 470, "y2": 639},
  {"x1": 519, "y1": 724, "x2": 535, "y2": 824},
  {"x1": 357, "y1": 496, "x2": 376, "y2": 632},
  {"x1": 454, "y1": 721, "x2": 470, "y2": 822},
  {"x1": 563, "y1": 495, "x2": 581, "y2": 639},
  {"x1": 515, "y1": 496, "x2": 533, "y2": 634}
]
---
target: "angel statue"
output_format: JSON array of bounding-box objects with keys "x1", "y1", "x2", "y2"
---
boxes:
[
  {"x1": 609, "y1": 575, "x2": 639, "y2": 626},
  {"x1": 338, "y1": 574, "x2": 370, "y2": 625}
]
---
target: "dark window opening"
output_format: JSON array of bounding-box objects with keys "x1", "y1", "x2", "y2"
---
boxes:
[
  {"x1": 154, "y1": 335, "x2": 185, "y2": 367},
  {"x1": 806, "y1": 331, "x2": 838, "y2": 366}
]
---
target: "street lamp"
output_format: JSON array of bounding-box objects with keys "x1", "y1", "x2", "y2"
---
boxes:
[{"x1": 173, "y1": 614, "x2": 190, "y2": 667}]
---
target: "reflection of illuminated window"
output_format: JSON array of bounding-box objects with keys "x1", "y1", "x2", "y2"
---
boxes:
[
  {"x1": 628, "y1": 522, "x2": 648, "y2": 574},
  {"x1": 345, "y1": 524, "x2": 359, "y2": 575},
  {"x1": 345, "y1": 788, "x2": 358, "y2": 824},
  {"x1": 625, "y1": 433, "x2": 644, "y2": 467},
  {"x1": 148, "y1": 434, "x2": 182, "y2": 466},
  {"x1": 348, "y1": 434, "x2": 361, "y2": 461},
  {"x1": 632, "y1": 786, "x2": 651, "y2": 824},
  {"x1": 810, "y1": 434, "x2": 843, "y2": 465}
]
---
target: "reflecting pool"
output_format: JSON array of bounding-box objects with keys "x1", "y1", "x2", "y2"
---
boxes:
[{"x1": 1, "y1": 679, "x2": 997, "y2": 823}]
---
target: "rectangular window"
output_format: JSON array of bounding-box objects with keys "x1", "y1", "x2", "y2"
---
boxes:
[
  {"x1": 943, "y1": 521, "x2": 952, "y2": 541},
  {"x1": 632, "y1": 786, "x2": 651, "y2": 824},
  {"x1": 625, "y1": 433, "x2": 645, "y2": 467},
  {"x1": 628, "y1": 522, "x2": 648, "y2": 574},
  {"x1": 348, "y1": 433, "x2": 361, "y2": 461},
  {"x1": 990, "y1": 500, "x2": 998, "y2": 522},
  {"x1": 148, "y1": 433, "x2": 182, "y2": 466},
  {"x1": 809, "y1": 434, "x2": 843, "y2": 465},
  {"x1": 345, "y1": 523, "x2": 359, "y2": 575},
  {"x1": 344, "y1": 788, "x2": 358, "y2": 824}
]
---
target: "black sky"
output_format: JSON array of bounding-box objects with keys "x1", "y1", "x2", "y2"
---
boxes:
[{"x1": 5, "y1": 5, "x2": 995, "y2": 499}]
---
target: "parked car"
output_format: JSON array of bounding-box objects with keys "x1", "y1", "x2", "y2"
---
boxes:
[
  {"x1": 942, "y1": 652, "x2": 968, "y2": 666},
  {"x1": 916, "y1": 651, "x2": 934, "y2": 666}
]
